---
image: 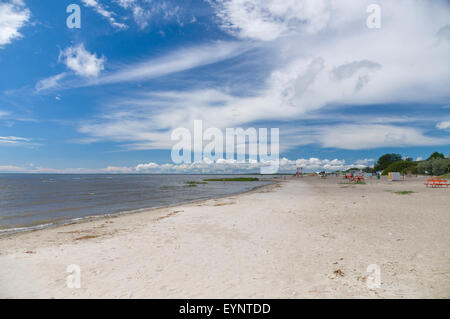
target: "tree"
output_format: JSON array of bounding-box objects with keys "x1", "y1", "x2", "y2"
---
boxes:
[
  {"x1": 382, "y1": 161, "x2": 418, "y2": 175},
  {"x1": 417, "y1": 161, "x2": 432, "y2": 174},
  {"x1": 374, "y1": 153, "x2": 402, "y2": 172},
  {"x1": 427, "y1": 152, "x2": 445, "y2": 160},
  {"x1": 431, "y1": 159, "x2": 449, "y2": 175},
  {"x1": 417, "y1": 158, "x2": 450, "y2": 175}
]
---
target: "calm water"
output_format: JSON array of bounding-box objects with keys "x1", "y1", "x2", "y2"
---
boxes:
[{"x1": 0, "y1": 174, "x2": 273, "y2": 235}]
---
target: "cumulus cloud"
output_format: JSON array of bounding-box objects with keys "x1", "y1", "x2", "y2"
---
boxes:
[
  {"x1": 0, "y1": 157, "x2": 374, "y2": 174},
  {"x1": 35, "y1": 44, "x2": 106, "y2": 91},
  {"x1": 0, "y1": 0, "x2": 30, "y2": 47},
  {"x1": 136, "y1": 162, "x2": 160, "y2": 171},
  {"x1": 133, "y1": 157, "x2": 373, "y2": 174},
  {"x1": 59, "y1": 44, "x2": 106, "y2": 78},
  {"x1": 102, "y1": 166, "x2": 133, "y2": 173}
]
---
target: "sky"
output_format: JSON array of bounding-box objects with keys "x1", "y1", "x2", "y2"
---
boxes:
[{"x1": 0, "y1": 0, "x2": 449, "y2": 174}]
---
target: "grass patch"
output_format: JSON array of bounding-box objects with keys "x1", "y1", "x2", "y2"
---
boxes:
[
  {"x1": 75, "y1": 235, "x2": 100, "y2": 241},
  {"x1": 203, "y1": 177, "x2": 259, "y2": 182},
  {"x1": 440, "y1": 173, "x2": 450, "y2": 179},
  {"x1": 394, "y1": 191, "x2": 414, "y2": 195},
  {"x1": 185, "y1": 181, "x2": 208, "y2": 185},
  {"x1": 183, "y1": 184, "x2": 197, "y2": 187}
]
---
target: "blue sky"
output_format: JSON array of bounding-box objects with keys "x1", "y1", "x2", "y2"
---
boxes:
[{"x1": 0, "y1": 0, "x2": 449, "y2": 173}]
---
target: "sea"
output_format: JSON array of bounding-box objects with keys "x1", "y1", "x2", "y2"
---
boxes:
[{"x1": 0, "y1": 174, "x2": 275, "y2": 235}]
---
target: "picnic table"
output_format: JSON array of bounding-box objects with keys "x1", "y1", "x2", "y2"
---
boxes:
[
  {"x1": 344, "y1": 175, "x2": 365, "y2": 183},
  {"x1": 350, "y1": 176, "x2": 365, "y2": 182},
  {"x1": 424, "y1": 179, "x2": 449, "y2": 188}
]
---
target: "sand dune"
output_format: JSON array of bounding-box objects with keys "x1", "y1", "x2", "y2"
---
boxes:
[{"x1": 0, "y1": 176, "x2": 448, "y2": 298}]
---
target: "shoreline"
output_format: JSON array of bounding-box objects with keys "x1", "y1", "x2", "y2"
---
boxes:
[
  {"x1": 0, "y1": 180, "x2": 278, "y2": 238},
  {"x1": 0, "y1": 176, "x2": 448, "y2": 298}
]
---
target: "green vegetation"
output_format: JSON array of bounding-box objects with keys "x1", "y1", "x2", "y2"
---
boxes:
[
  {"x1": 374, "y1": 153, "x2": 402, "y2": 172},
  {"x1": 203, "y1": 177, "x2": 259, "y2": 182},
  {"x1": 382, "y1": 161, "x2": 418, "y2": 175},
  {"x1": 427, "y1": 152, "x2": 445, "y2": 160},
  {"x1": 417, "y1": 158, "x2": 450, "y2": 176},
  {"x1": 370, "y1": 151, "x2": 449, "y2": 176},
  {"x1": 184, "y1": 184, "x2": 197, "y2": 187},
  {"x1": 440, "y1": 172, "x2": 450, "y2": 179},
  {"x1": 344, "y1": 167, "x2": 361, "y2": 172},
  {"x1": 394, "y1": 191, "x2": 414, "y2": 195},
  {"x1": 185, "y1": 181, "x2": 208, "y2": 185}
]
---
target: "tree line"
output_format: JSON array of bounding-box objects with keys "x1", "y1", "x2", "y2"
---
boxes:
[{"x1": 364, "y1": 152, "x2": 449, "y2": 176}]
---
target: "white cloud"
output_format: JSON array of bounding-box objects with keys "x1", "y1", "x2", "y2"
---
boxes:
[
  {"x1": 77, "y1": 88, "x2": 450, "y2": 152},
  {"x1": 0, "y1": 165, "x2": 26, "y2": 172},
  {"x1": 318, "y1": 125, "x2": 448, "y2": 150},
  {"x1": 74, "y1": 0, "x2": 450, "y2": 152},
  {"x1": 355, "y1": 158, "x2": 375, "y2": 166},
  {"x1": 89, "y1": 41, "x2": 249, "y2": 85},
  {"x1": 0, "y1": 136, "x2": 38, "y2": 147},
  {"x1": 81, "y1": 0, "x2": 127, "y2": 29},
  {"x1": 35, "y1": 41, "x2": 247, "y2": 91},
  {"x1": 35, "y1": 73, "x2": 67, "y2": 92},
  {"x1": 115, "y1": 0, "x2": 182, "y2": 29},
  {"x1": 0, "y1": 110, "x2": 10, "y2": 117},
  {"x1": 59, "y1": 44, "x2": 106, "y2": 78},
  {"x1": 115, "y1": 0, "x2": 136, "y2": 9},
  {"x1": 133, "y1": 157, "x2": 372, "y2": 174},
  {"x1": 0, "y1": 0, "x2": 30, "y2": 47},
  {"x1": 436, "y1": 121, "x2": 450, "y2": 130},
  {"x1": 0, "y1": 165, "x2": 131, "y2": 174},
  {"x1": 211, "y1": 0, "x2": 331, "y2": 41},
  {"x1": 136, "y1": 162, "x2": 160, "y2": 171},
  {"x1": 102, "y1": 166, "x2": 133, "y2": 173}
]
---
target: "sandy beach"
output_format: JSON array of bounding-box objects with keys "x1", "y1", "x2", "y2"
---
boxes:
[{"x1": 0, "y1": 176, "x2": 448, "y2": 298}]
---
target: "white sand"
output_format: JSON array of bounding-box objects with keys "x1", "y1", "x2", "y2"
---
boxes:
[{"x1": 0, "y1": 176, "x2": 449, "y2": 298}]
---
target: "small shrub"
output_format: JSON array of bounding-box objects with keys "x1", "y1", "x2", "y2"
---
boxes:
[
  {"x1": 186, "y1": 181, "x2": 207, "y2": 185},
  {"x1": 394, "y1": 191, "x2": 414, "y2": 195}
]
